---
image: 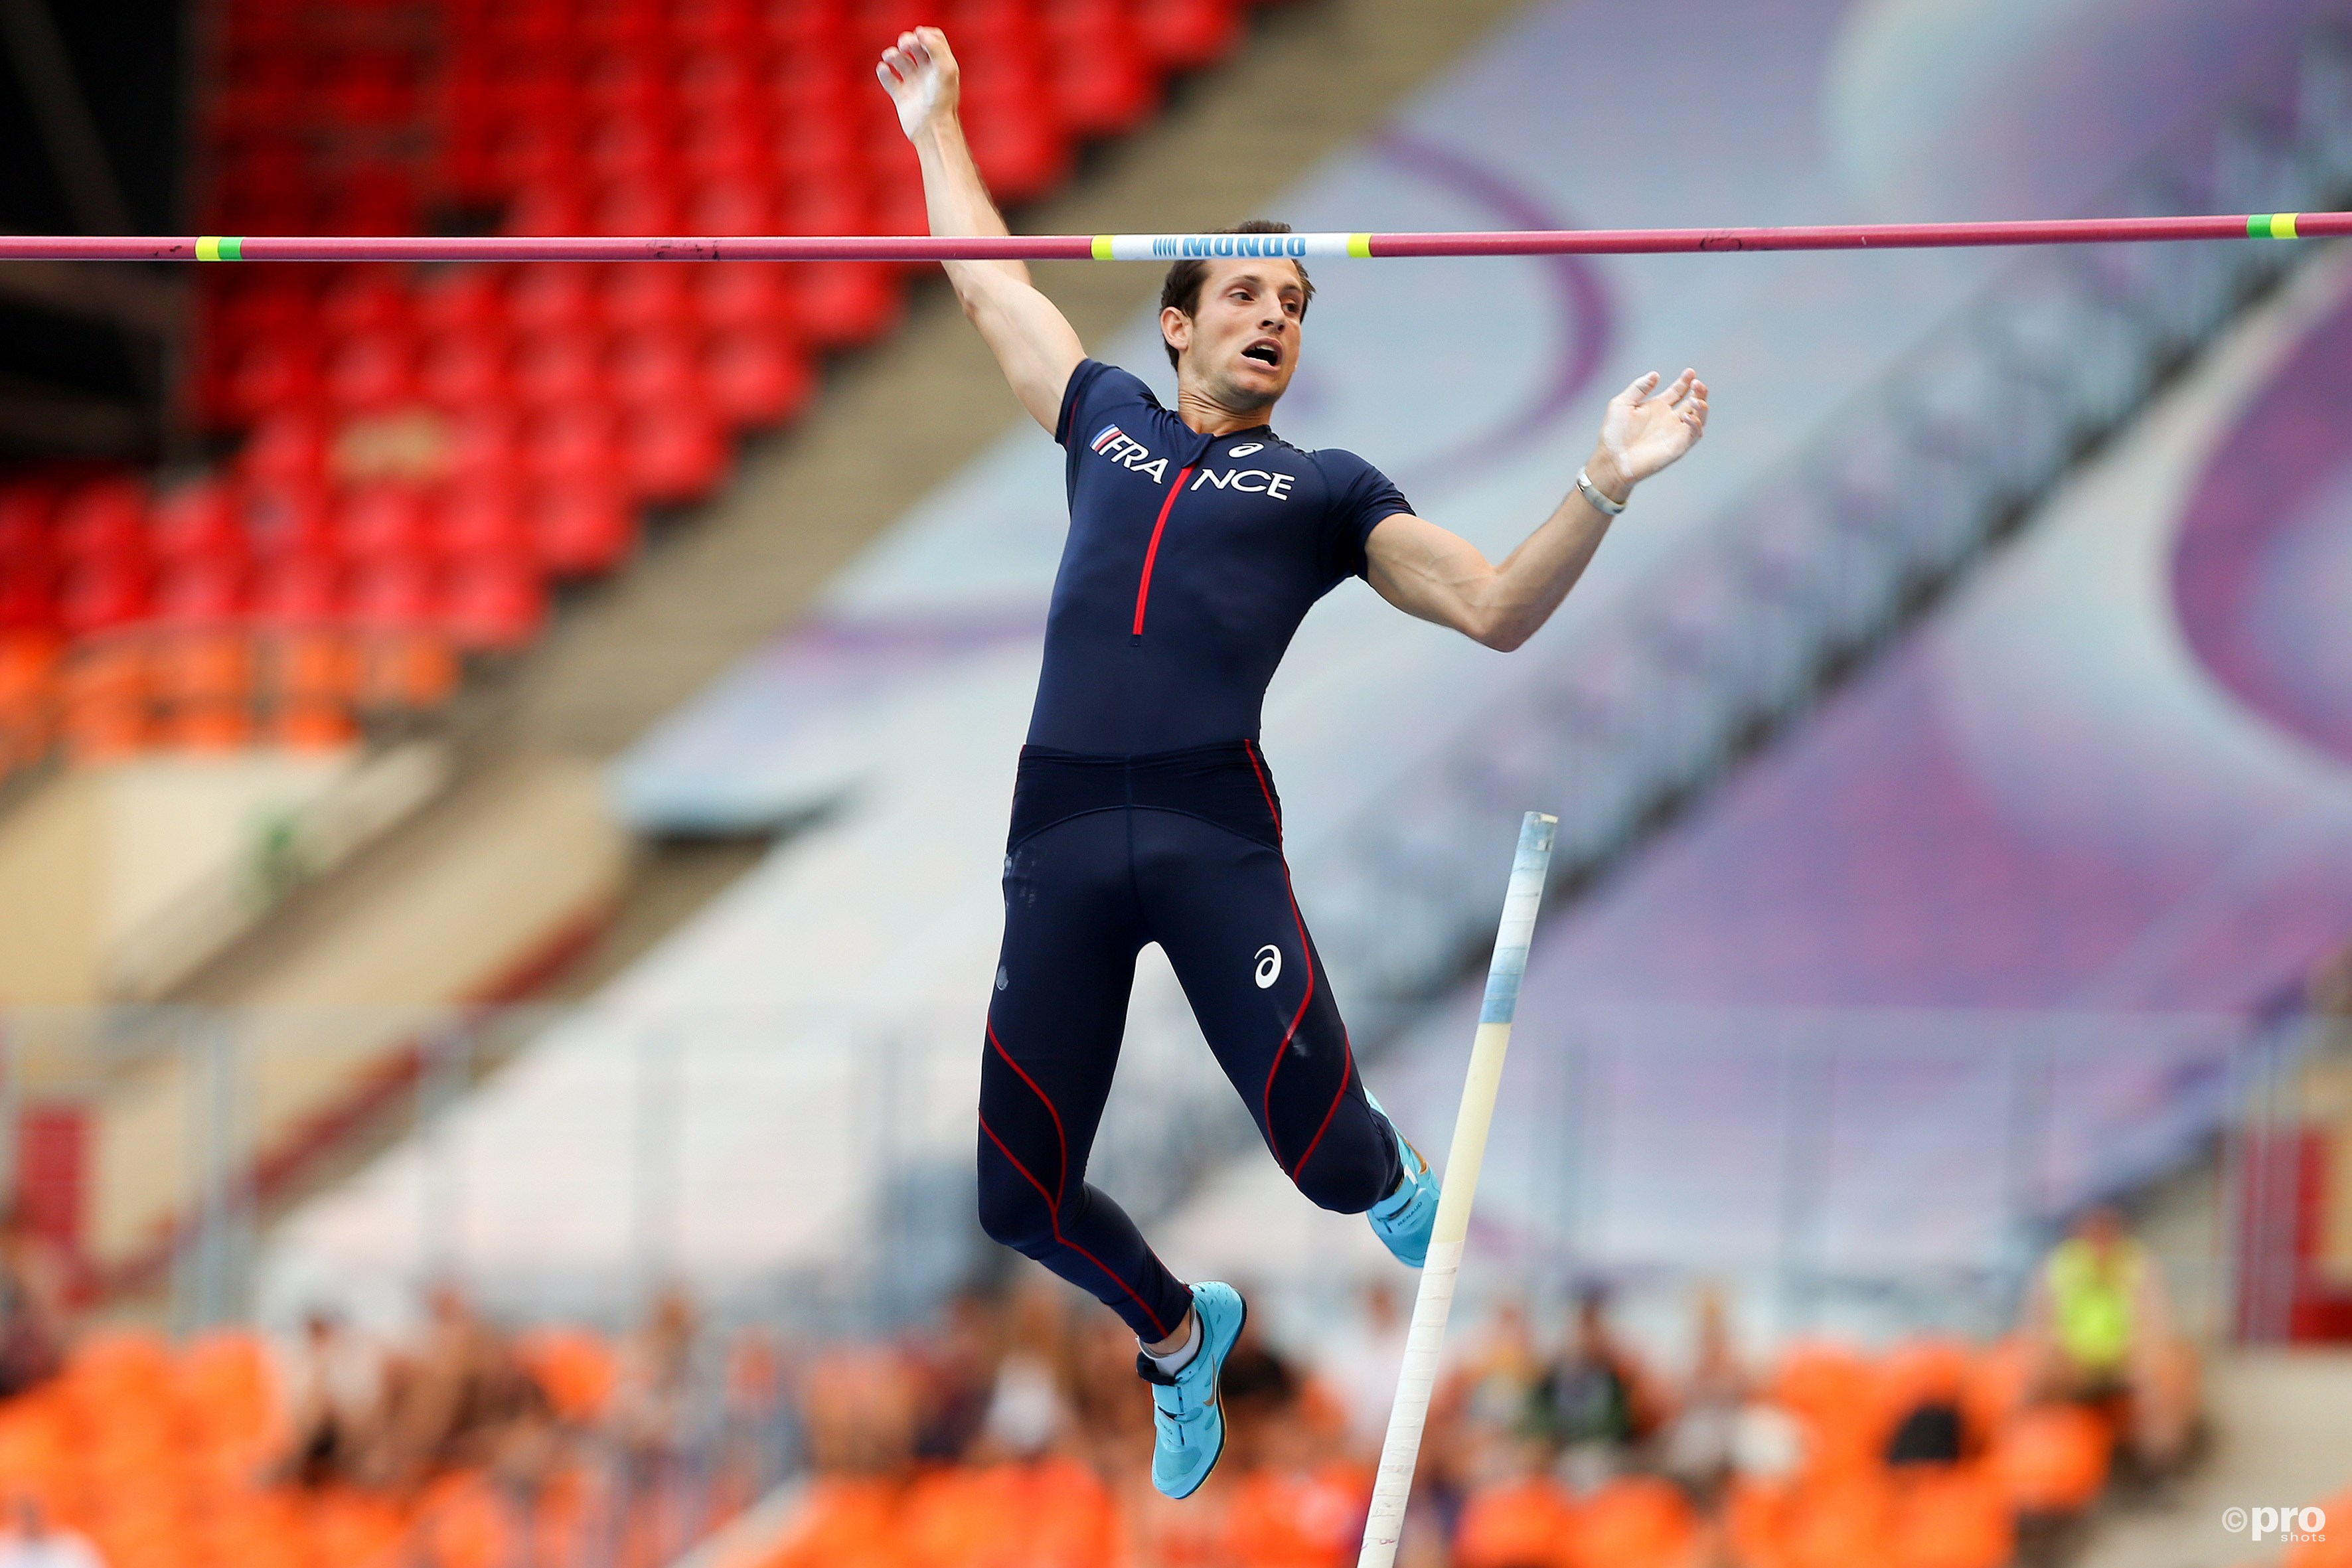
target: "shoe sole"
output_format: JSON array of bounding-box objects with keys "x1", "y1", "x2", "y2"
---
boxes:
[{"x1": 1160, "y1": 1289, "x2": 1246, "y2": 1501}]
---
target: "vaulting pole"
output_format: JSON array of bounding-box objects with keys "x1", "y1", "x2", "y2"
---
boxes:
[
  {"x1": 1358, "y1": 811, "x2": 1557, "y2": 1568},
  {"x1": 0, "y1": 210, "x2": 2342, "y2": 264}
]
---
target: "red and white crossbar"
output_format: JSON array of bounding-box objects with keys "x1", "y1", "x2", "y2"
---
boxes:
[{"x1": 0, "y1": 210, "x2": 2343, "y2": 264}]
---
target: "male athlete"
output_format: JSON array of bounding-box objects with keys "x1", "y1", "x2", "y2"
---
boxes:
[{"x1": 877, "y1": 28, "x2": 1707, "y2": 1498}]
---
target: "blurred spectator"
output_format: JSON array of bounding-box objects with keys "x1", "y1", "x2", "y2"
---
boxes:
[
  {"x1": 1530, "y1": 1287, "x2": 1667, "y2": 1486},
  {"x1": 2019, "y1": 1206, "x2": 2198, "y2": 1474},
  {"x1": 976, "y1": 1279, "x2": 1073, "y2": 1460},
  {"x1": 0, "y1": 1206, "x2": 68, "y2": 1400},
  {"x1": 1316, "y1": 1277, "x2": 1409, "y2": 1459},
  {"x1": 911, "y1": 1289, "x2": 998, "y2": 1462},
  {"x1": 609, "y1": 1285, "x2": 702, "y2": 1556},
  {"x1": 376, "y1": 1280, "x2": 557, "y2": 1488},
  {"x1": 720, "y1": 1322, "x2": 797, "y2": 1495},
  {"x1": 609, "y1": 1285, "x2": 700, "y2": 1462},
  {"x1": 1658, "y1": 1283, "x2": 1748, "y2": 1498},
  {"x1": 1065, "y1": 1308, "x2": 1150, "y2": 1471},
  {"x1": 799, "y1": 1345, "x2": 919, "y2": 1474},
  {"x1": 0, "y1": 1498, "x2": 102, "y2": 1568},
  {"x1": 273, "y1": 1306, "x2": 386, "y2": 1488}
]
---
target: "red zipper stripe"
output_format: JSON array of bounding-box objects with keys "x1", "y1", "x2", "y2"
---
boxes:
[{"x1": 1131, "y1": 466, "x2": 1193, "y2": 638}]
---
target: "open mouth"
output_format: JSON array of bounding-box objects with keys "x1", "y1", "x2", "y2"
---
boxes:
[{"x1": 1241, "y1": 339, "x2": 1282, "y2": 368}]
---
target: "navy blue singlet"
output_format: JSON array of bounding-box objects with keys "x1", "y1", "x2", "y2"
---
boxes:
[
  {"x1": 976, "y1": 360, "x2": 1417, "y2": 1340},
  {"x1": 1030, "y1": 358, "x2": 1414, "y2": 752}
]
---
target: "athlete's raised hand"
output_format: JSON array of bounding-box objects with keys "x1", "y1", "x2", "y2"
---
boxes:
[
  {"x1": 878, "y1": 27, "x2": 960, "y2": 140},
  {"x1": 1590, "y1": 368, "x2": 1708, "y2": 499}
]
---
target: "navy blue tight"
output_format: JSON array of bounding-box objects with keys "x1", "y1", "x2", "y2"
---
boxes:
[{"x1": 976, "y1": 742, "x2": 1403, "y2": 1340}]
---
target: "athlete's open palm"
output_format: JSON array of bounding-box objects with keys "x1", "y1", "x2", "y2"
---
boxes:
[
  {"x1": 1597, "y1": 368, "x2": 1708, "y2": 487},
  {"x1": 878, "y1": 27, "x2": 959, "y2": 139}
]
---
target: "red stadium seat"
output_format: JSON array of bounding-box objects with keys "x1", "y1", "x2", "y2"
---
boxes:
[
  {"x1": 504, "y1": 183, "x2": 595, "y2": 240},
  {"x1": 694, "y1": 267, "x2": 795, "y2": 336},
  {"x1": 58, "y1": 561, "x2": 151, "y2": 639},
  {"x1": 687, "y1": 179, "x2": 779, "y2": 236},
  {"x1": 595, "y1": 180, "x2": 686, "y2": 238},
  {"x1": 1138, "y1": 0, "x2": 1241, "y2": 70},
  {"x1": 152, "y1": 480, "x2": 246, "y2": 565},
  {"x1": 603, "y1": 268, "x2": 697, "y2": 336},
  {"x1": 153, "y1": 561, "x2": 248, "y2": 631},
  {"x1": 444, "y1": 409, "x2": 526, "y2": 487},
  {"x1": 609, "y1": 329, "x2": 704, "y2": 411},
  {"x1": 705, "y1": 331, "x2": 815, "y2": 426},
  {"x1": 238, "y1": 412, "x2": 331, "y2": 487},
  {"x1": 324, "y1": 331, "x2": 420, "y2": 414},
  {"x1": 509, "y1": 266, "x2": 606, "y2": 337},
  {"x1": 420, "y1": 334, "x2": 515, "y2": 412},
  {"x1": 587, "y1": 120, "x2": 672, "y2": 187},
  {"x1": 0, "y1": 566, "x2": 55, "y2": 635},
  {"x1": 414, "y1": 268, "x2": 510, "y2": 340},
  {"x1": 584, "y1": 53, "x2": 675, "y2": 123},
  {"x1": 512, "y1": 330, "x2": 611, "y2": 408},
  {"x1": 679, "y1": 117, "x2": 774, "y2": 187},
  {"x1": 250, "y1": 555, "x2": 343, "y2": 628},
  {"x1": 622, "y1": 406, "x2": 730, "y2": 503},
  {"x1": 242, "y1": 480, "x2": 337, "y2": 561},
  {"x1": 318, "y1": 272, "x2": 412, "y2": 340},
  {"x1": 337, "y1": 485, "x2": 435, "y2": 563},
  {"x1": 437, "y1": 481, "x2": 532, "y2": 560},
  {"x1": 532, "y1": 481, "x2": 637, "y2": 578},
  {"x1": 56, "y1": 479, "x2": 149, "y2": 565},
  {"x1": 793, "y1": 264, "x2": 901, "y2": 349},
  {"x1": 1050, "y1": 13, "x2": 1160, "y2": 137},
  {"x1": 488, "y1": 120, "x2": 579, "y2": 193},
  {"x1": 443, "y1": 555, "x2": 546, "y2": 651},
  {"x1": 523, "y1": 402, "x2": 623, "y2": 488}
]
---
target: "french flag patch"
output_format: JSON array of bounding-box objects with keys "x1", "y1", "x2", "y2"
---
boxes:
[{"x1": 1089, "y1": 424, "x2": 1124, "y2": 453}]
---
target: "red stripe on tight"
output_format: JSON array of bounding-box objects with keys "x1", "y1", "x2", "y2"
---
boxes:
[
  {"x1": 1243, "y1": 740, "x2": 1318, "y2": 1171},
  {"x1": 988, "y1": 1021, "x2": 1067, "y2": 1208},
  {"x1": 1131, "y1": 467, "x2": 1193, "y2": 637},
  {"x1": 979, "y1": 1111, "x2": 1170, "y2": 1338}
]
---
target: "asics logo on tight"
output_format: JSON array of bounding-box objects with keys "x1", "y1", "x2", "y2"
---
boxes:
[{"x1": 1253, "y1": 945, "x2": 1281, "y2": 988}]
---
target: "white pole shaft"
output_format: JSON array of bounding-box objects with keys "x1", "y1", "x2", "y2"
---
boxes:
[{"x1": 1358, "y1": 811, "x2": 1557, "y2": 1568}]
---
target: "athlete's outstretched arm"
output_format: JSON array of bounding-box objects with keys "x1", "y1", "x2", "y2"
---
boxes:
[
  {"x1": 878, "y1": 28, "x2": 1084, "y2": 433},
  {"x1": 1364, "y1": 369, "x2": 1709, "y2": 651}
]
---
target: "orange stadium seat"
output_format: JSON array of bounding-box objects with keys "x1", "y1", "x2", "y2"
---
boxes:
[
  {"x1": 1989, "y1": 1403, "x2": 2110, "y2": 1514},
  {"x1": 1890, "y1": 1466, "x2": 2013, "y2": 1568},
  {"x1": 1221, "y1": 1461, "x2": 1371, "y2": 1568},
  {"x1": 514, "y1": 1326, "x2": 620, "y2": 1422},
  {"x1": 747, "y1": 1475, "x2": 911, "y2": 1568},
  {"x1": 1452, "y1": 1474, "x2": 1582, "y2": 1568},
  {"x1": 2284, "y1": 1488, "x2": 2352, "y2": 1567},
  {"x1": 900, "y1": 1458, "x2": 1118, "y2": 1568},
  {"x1": 1574, "y1": 1475, "x2": 1699, "y2": 1568}
]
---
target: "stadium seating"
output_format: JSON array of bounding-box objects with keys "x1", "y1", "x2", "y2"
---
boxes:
[
  {"x1": 0, "y1": 1324, "x2": 626, "y2": 1568},
  {"x1": 0, "y1": 0, "x2": 1279, "y2": 784},
  {"x1": 720, "y1": 1332, "x2": 2125, "y2": 1568}
]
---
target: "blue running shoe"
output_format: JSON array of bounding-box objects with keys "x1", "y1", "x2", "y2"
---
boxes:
[
  {"x1": 1364, "y1": 1088, "x2": 1439, "y2": 1267},
  {"x1": 1138, "y1": 1281, "x2": 1246, "y2": 1500}
]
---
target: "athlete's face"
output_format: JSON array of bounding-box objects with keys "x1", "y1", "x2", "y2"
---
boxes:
[{"x1": 1164, "y1": 260, "x2": 1306, "y2": 412}]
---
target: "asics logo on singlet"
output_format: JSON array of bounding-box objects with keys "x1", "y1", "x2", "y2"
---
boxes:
[
  {"x1": 1253, "y1": 945, "x2": 1282, "y2": 988},
  {"x1": 1227, "y1": 443, "x2": 1263, "y2": 457},
  {"x1": 1089, "y1": 423, "x2": 1169, "y2": 483}
]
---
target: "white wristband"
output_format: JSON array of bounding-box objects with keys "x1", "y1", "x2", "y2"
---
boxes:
[{"x1": 1575, "y1": 466, "x2": 1627, "y2": 516}]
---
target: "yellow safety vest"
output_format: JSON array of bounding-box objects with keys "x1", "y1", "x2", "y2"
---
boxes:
[{"x1": 2046, "y1": 1237, "x2": 2144, "y2": 1372}]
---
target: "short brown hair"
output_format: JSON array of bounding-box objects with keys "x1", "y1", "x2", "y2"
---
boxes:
[{"x1": 1158, "y1": 220, "x2": 1316, "y2": 368}]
